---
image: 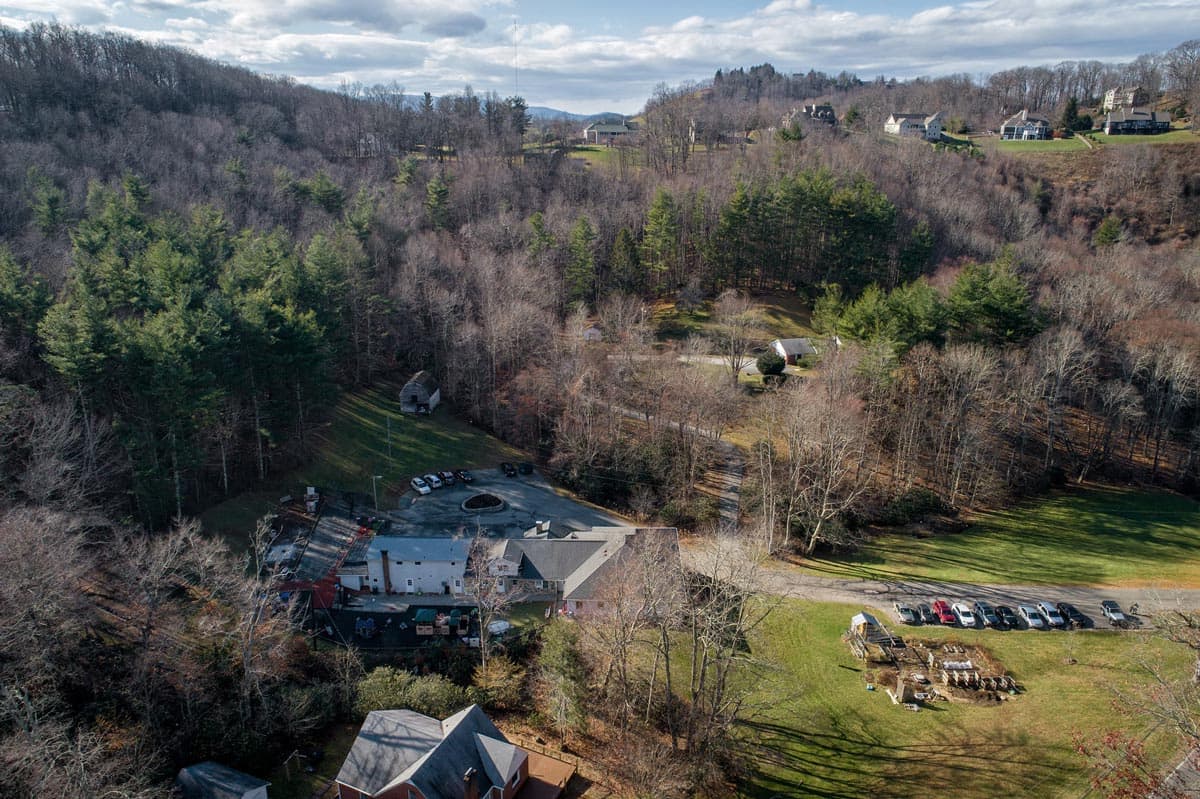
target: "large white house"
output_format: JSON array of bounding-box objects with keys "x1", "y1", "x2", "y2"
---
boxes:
[
  {"x1": 340, "y1": 536, "x2": 470, "y2": 595},
  {"x1": 884, "y1": 112, "x2": 943, "y2": 141}
]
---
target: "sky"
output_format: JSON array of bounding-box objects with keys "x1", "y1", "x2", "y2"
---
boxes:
[{"x1": 2, "y1": 0, "x2": 1197, "y2": 114}]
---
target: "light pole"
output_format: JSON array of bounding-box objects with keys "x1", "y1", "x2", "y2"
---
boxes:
[{"x1": 371, "y1": 474, "x2": 383, "y2": 510}]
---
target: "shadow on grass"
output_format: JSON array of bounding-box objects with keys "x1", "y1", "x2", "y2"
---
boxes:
[{"x1": 737, "y1": 717, "x2": 1060, "y2": 799}]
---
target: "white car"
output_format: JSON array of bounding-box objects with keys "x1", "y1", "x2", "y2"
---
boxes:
[
  {"x1": 410, "y1": 476, "x2": 431, "y2": 495},
  {"x1": 1017, "y1": 604, "x2": 1045, "y2": 629},
  {"x1": 951, "y1": 602, "x2": 976, "y2": 628},
  {"x1": 423, "y1": 473, "x2": 443, "y2": 489},
  {"x1": 1037, "y1": 601, "x2": 1066, "y2": 628}
]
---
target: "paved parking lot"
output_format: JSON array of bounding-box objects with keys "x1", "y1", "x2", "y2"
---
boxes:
[{"x1": 385, "y1": 469, "x2": 628, "y2": 538}]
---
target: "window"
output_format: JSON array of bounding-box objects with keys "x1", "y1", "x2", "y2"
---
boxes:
[
  {"x1": 415, "y1": 561, "x2": 422, "y2": 565},
  {"x1": 395, "y1": 561, "x2": 403, "y2": 565},
  {"x1": 512, "y1": 771, "x2": 520, "y2": 787}
]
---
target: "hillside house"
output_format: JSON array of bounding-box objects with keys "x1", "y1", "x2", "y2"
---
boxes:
[
  {"x1": 1102, "y1": 86, "x2": 1150, "y2": 113},
  {"x1": 770, "y1": 337, "x2": 818, "y2": 365},
  {"x1": 802, "y1": 103, "x2": 837, "y2": 124},
  {"x1": 177, "y1": 762, "x2": 270, "y2": 799},
  {"x1": 1103, "y1": 107, "x2": 1171, "y2": 135},
  {"x1": 336, "y1": 706, "x2": 529, "y2": 799},
  {"x1": 884, "y1": 112, "x2": 943, "y2": 141},
  {"x1": 401, "y1": 370, "x2": 440, "y2": 414},
  {"x1": 581, "y1": 121, "x2": 635, "y2": 145},
  {"x1": 341, "y1": 536, "x2": 470, "y2": 595},
  {"x1": 1000, "y1": 109, "x2": 1051, "y2": 140}
]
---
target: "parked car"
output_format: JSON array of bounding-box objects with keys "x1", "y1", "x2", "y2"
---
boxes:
[
  {"x1": 893, "y1": 602, "x2": 919, "y2": 625},
  {"x1": 454, "y1": 469, "x2": 475, "y2": 483},
  {"x1": 1037, "y1": 601, "x2": 1066, "y2": 628},
  {"x1": 518, "y1": 461, "x2": 535, "y2": 475},
  {"x1": 952, "y1": 602, "x2": 977, "y2": 628},
  {"x1": 423, "y1": 473, "x2": 443, "y2": 489},
  {"x1": 437, "y1": 470, "x2": 456, "y2": 486},
  {"x1": 500, "y1": 462, "x2": 517, "y2": 477},
  {"x1": 916, "y1": 602, "x2": 938, "y2": 625},
  {"x1": 1056, "y1": 602, "x2": 1091, "y2": 629},
  {"x1": 410, "y1": 476, "x2": 431, "y2": 495},
  {"x1": 973, "y1": 601, "x2": 1000, "y2": 628},
  {"x1": 1100, "y1": 600, "x2": 1128, "y2": 627},
  {"x1": 995, "y1": 605, "x2": 1020, "y2": 629},
  {"x1": 1017, "y1": 604, "x2": 1046, "y2": 629},
  {"x1": 932, "y1": 600, "x2": 957, "y2": 625}
]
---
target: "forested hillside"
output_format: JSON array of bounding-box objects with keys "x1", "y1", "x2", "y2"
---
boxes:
[{"x1": 1, "y1": 23, "x2": 1200, "y2": 795}]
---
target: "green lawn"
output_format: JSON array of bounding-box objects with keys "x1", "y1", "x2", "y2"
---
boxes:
[
  {"x1": 802, "y1": 485, "x2": 1200, "y2": 587},
  {"x1": 993, "y1": 137, "x2": 1090, "y2": 153},
  {"x1": 739, "y1": 600, "x2": 1191, "y2": 799},
  {"x1": 200, "y1": 381, "x2": 523, "y2": 551},
  {"x1": 1090, "y1": 129, "x2": 1199, "y2": 145}
]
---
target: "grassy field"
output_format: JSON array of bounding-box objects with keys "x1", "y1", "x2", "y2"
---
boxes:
[
  {"x1": 739, "y1": 600, "x2": 1191, "y2": 799},
  {"x1": 992, "y1": 137, "x2": 1090, "y2": 153},
  {"x1": 802, "y1": 485, "x2": 1200, "y2": 587},
  {"x1": 1090, "y1": 129, "x2": 1199, "y2": 145},
  {"x1": 653, "y1": 292, "x2": 817, "y2": 344},
  {"x1": 200, "y1": 381, "x2": 523, "y2": 551}
]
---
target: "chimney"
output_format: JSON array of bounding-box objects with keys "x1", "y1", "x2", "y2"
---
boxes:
[
  {"x1": 462, "y1": 767, "x2": 479, "y2": 799},
  {"x1": 380, "y1": 550, "x2": 392, "y2": 594}
]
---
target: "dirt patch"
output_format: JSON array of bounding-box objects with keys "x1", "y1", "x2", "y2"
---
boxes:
[{"x1": 866, "y1": 638, "x2": 1020, "y2": 709}]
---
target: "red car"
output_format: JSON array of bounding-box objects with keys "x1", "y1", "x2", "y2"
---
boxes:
[{"x1": 932, "y1": 599, "x2": 957, "y2": 625}]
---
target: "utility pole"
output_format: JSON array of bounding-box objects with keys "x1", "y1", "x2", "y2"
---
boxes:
[
  {"x1": 371, "y1": 474, "x2": 383, "y2": 511},
  {"x1": 387, "y1": 415, "x2": 392, "y2": 461}
]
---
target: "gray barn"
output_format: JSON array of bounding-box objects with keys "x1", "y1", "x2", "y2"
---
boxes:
[{"x1": 401, "y1": 370, "x2": 441, "y2": 414}]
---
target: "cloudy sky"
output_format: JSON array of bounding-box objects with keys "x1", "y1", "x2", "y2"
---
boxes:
[{"x1": 3, "y1": 0, "x2": 1197, "y2": 114}]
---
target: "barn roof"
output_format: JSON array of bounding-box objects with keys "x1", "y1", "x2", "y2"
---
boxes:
[{"x1": 405, "y1": 370, "x2": 439, "y2": 392}]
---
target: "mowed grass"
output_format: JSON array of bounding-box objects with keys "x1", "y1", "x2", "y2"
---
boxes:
[
  {"x1": 993, "y1": 137, "x2": 1090, "y2": 153},
  {"x1": 654, "y1": 292, "x2": 817, "y2": 343},
  {"x1": 739, "y1": 600, "x2": 1191, "y2": 799},
  {"x1": 803, "y1": 485, "x2": 1200, "y2": 587},
  {"x1": 1090, "y1": 129, "x2": 1199, "y2": 145},
  {"x1": 200, "y1": 381, "x2": 523, "y2": 551}
]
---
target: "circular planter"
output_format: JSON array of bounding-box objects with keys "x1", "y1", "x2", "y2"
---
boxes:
[{"x1": 461, "y1": 493, "x2": 506, "y2": 513}]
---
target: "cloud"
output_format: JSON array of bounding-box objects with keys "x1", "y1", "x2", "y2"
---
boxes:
[
  {"x1": 421, "y1": 12, "x2": 486, "y2": 38},
  {"x1": 3, "y1": 0, "x2": 1198, "y2": 113}
]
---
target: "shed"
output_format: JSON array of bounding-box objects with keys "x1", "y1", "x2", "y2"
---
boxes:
[
  {"x1": 176, "y1": 762, "x2": 269, "y2": 799},
  {"x1": 850, "y1": 612, "x2": 881, "y2": 636},
  {"x1": 401, "y1": 370, "x2": 440, "y2": 414},
  {"x1": 414, "y1": 607, "x2": 438, "y2": 635}
]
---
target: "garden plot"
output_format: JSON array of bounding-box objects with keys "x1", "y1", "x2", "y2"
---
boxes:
[{"x1": 866, "y1": 639, "x2": 1019, "y2": 710}]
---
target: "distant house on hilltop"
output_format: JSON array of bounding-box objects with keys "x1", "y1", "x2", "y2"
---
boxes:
[
  {"x1": 1000, "y1": 109, "x2": 1051, "y2": 140},
  {"x1": 884, "y1": 112, "x2": 943, "y2": 141},
  {"x1": 401, "y1": 370, "x2": 440, "y2": 414},
  {"x1": 802, "y1": 103, "x2": 837, "y2": 125},
  {"x1": 1103, "y1": 107, "x2": 1171, "y2": 135},
  {"x1": 1102, "y1": 86, "x2": 1150, "y2": 113}
]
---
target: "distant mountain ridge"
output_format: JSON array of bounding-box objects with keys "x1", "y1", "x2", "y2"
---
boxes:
[{"x1": 393, "y1": 94, "x2": 627, "y2": 122}]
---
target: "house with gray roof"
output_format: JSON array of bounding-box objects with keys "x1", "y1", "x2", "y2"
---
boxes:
[
  {"x1": 1103, "y1": 107, "x2": 1171, "y2": 135},
  {"x1": 884, "y1": 112, "x2": 943, "y2": 141},
  {"x1": 770, "y1": 337, "x2": 818, "y2": 365},
  {"x1": 176, "y1": 762, "x2": 269, "y2": 799},
  {"x1": 335, "y1": 705, "x2": 528, "y2": 799},
  {"x1": 999, "y1": 109, "x2": 1051, "y2": 140},
  {"x1": 581, "y1": 120, "x2": 636, "y2": 145},
  {"x1": 486, "y1": 527, "x2": 680, "y2": 614}
]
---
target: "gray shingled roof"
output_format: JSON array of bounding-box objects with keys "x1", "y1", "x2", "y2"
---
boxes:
[
  {"x1": 474, "y1": 732, "x2": 525, "y2": 786},
  {"x1": 381, "y1": 705, "x2": 524, "y2": 799},
  {"x1": 506, "y1": 538, "x2": 605, "y2": 582},
  {"x1": 336, "y1": 710, "x2": 444, "y2": 795},
  {"x1": 772, "y1": 338, "x2": 817, "y2": 357},
  {"x1": 369, "y1": 537, "x2": 470, "y2": 563},
  {"x1": 405, "y1": 370, "x2": 439, "y2": 393},
  {"x1": 176, "y1": 762, "x2": 269, "y2": 799}
]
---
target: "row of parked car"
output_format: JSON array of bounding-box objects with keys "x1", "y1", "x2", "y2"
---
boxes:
[
  {"x1": 410, "y1": 469, "x2": 475, "y2": 495},
  {"x1": 894, "y1": 598, "x2": 1131, "y2": 630}
]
